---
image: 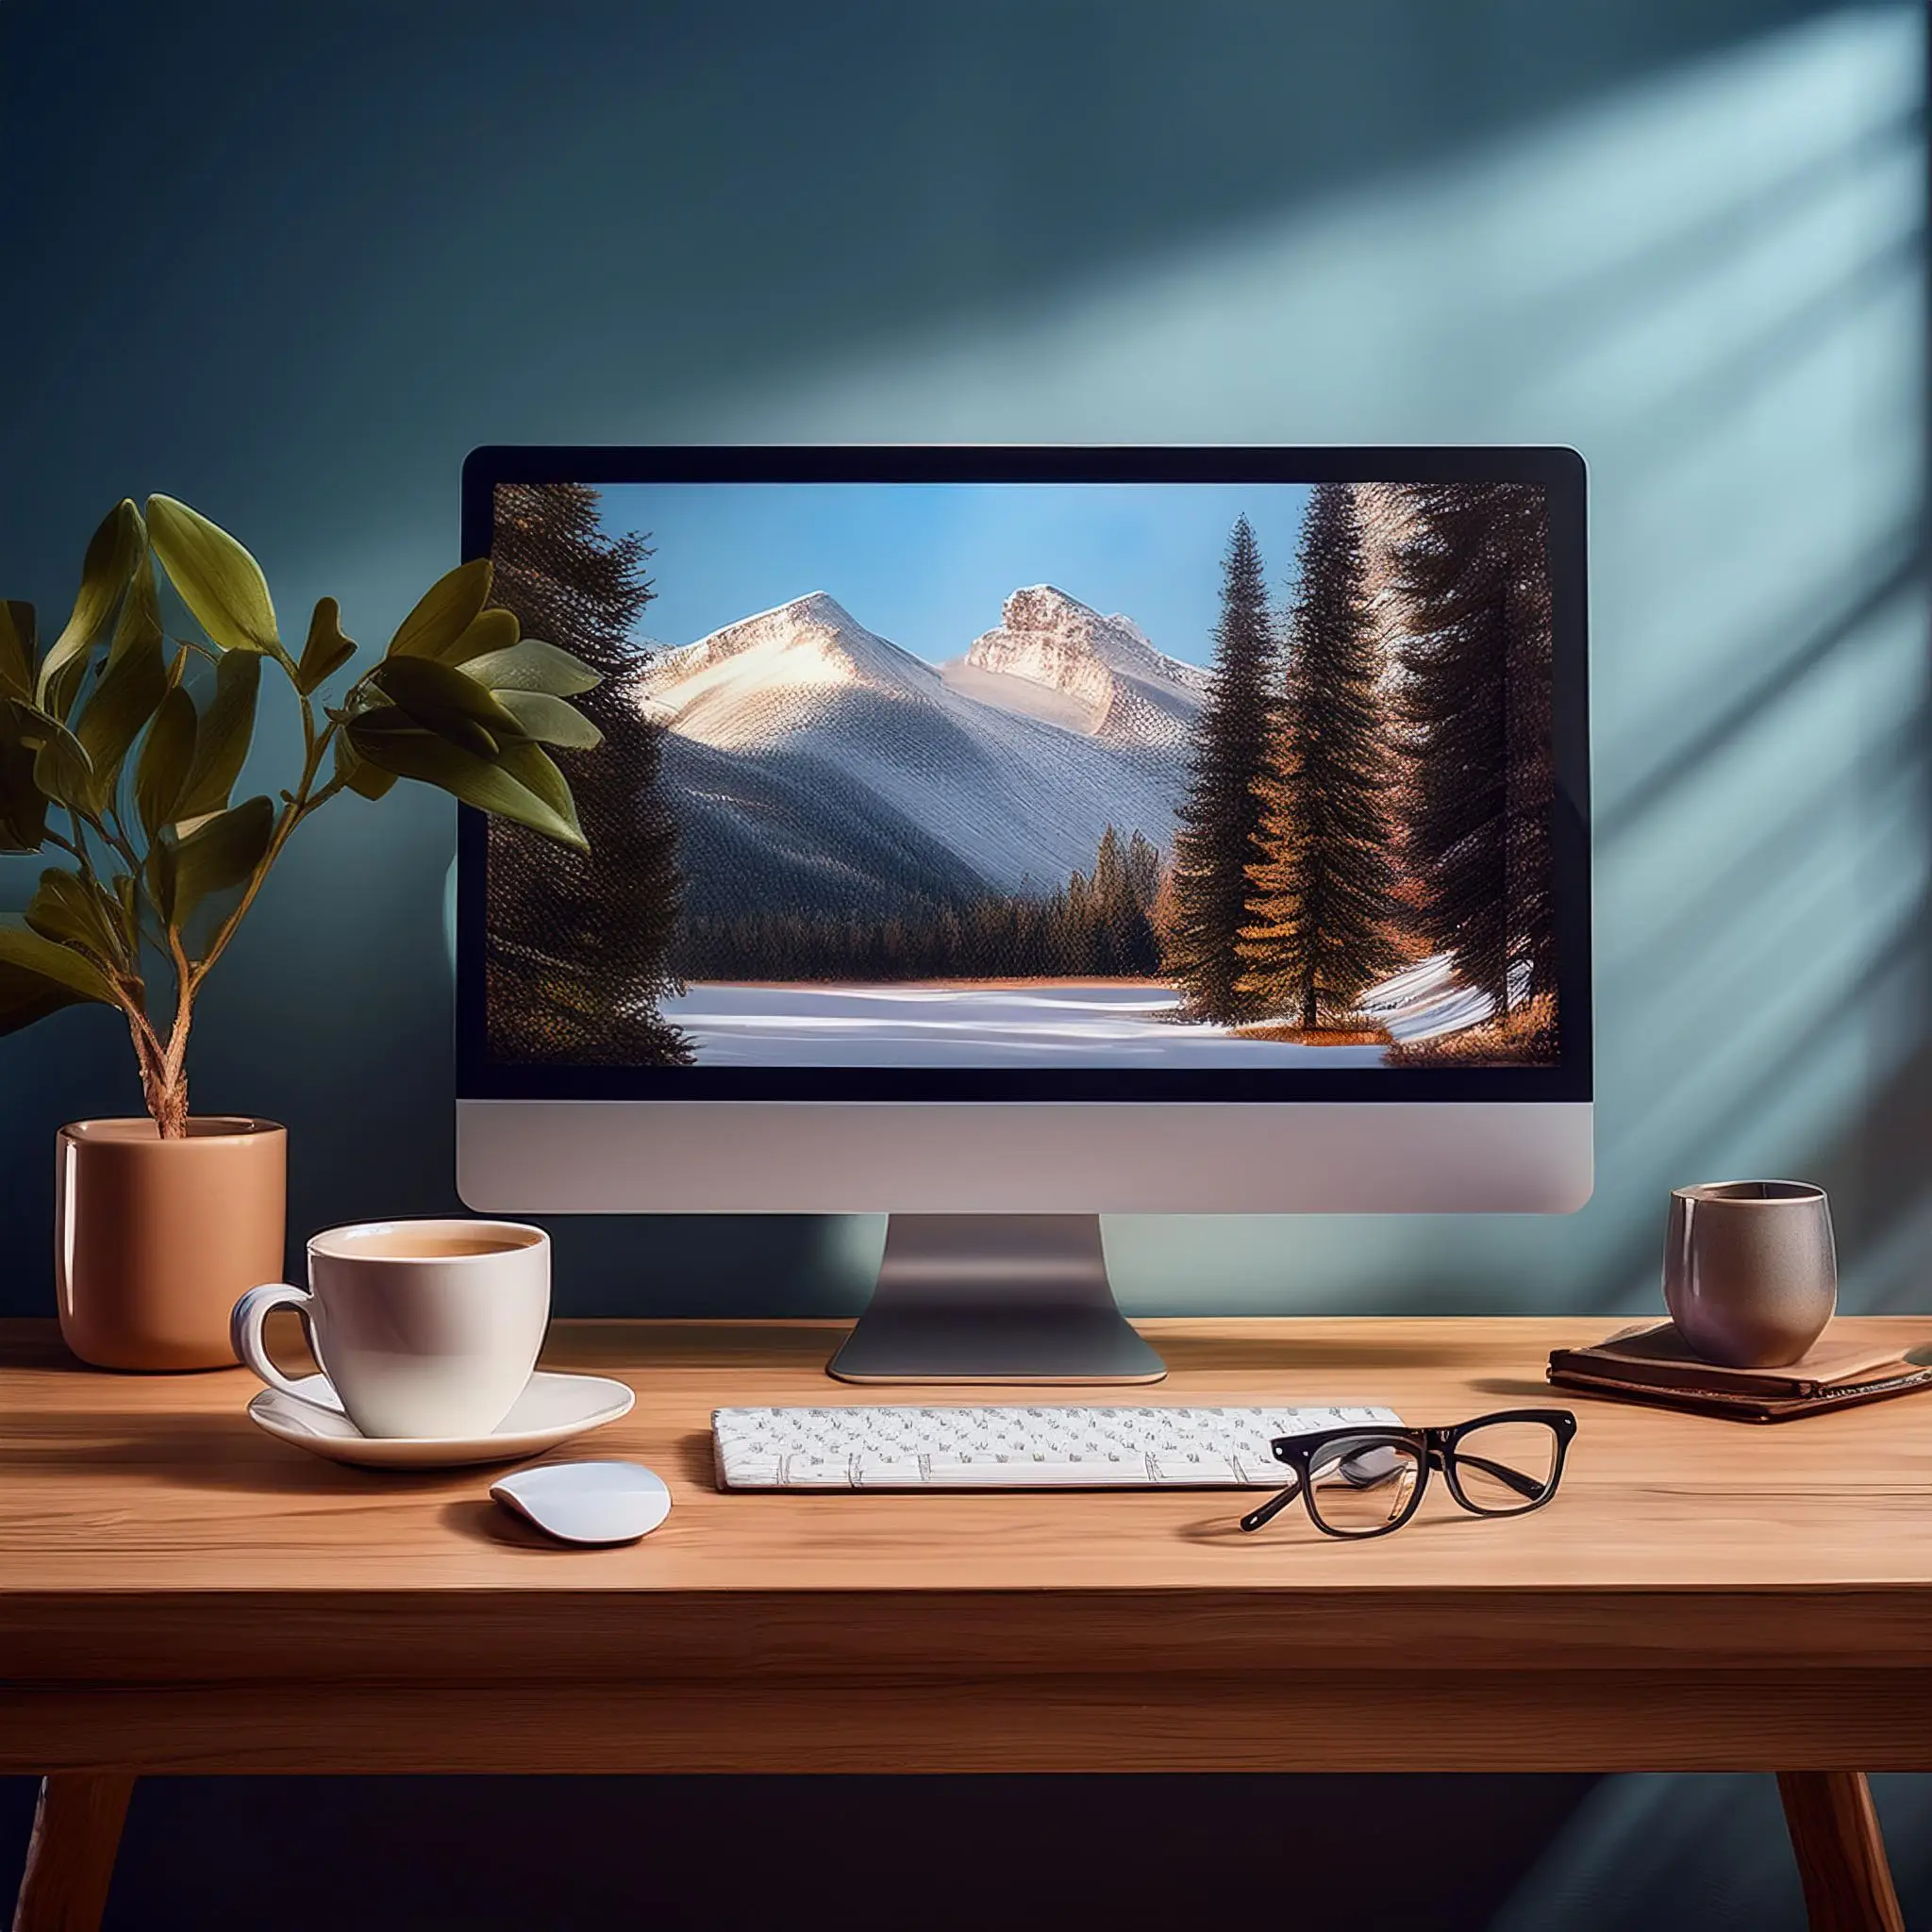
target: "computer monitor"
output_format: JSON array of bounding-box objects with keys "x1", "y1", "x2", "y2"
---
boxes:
[{"x1": 456, "y1": 446, "x2": 1591, "y2": 1382}]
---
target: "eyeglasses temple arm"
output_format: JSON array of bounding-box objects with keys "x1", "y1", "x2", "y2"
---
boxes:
[
  {"x1": 1239, "y1": 1480, "x2": 1304, "y2": 1534},
  {"x1": 1455, "y1": 1451, "x2": 1548, "y2": 1501}
]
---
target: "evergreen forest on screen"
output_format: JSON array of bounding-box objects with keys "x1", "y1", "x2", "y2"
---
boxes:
[
  {"x1": 483, "y1": 482, "x2": 693, "y2": 1066},
  {"x1": 1164, "y1": 481, "x2": 1557, "y2": 1064}
]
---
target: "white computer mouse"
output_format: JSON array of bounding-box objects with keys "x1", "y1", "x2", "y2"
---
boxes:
[{"x1": 490, "y1": 1460, "x2": 672, "y2": 1545}]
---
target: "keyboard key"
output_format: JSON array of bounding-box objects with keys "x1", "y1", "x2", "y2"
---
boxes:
[
  {"x1": 780, "y1": 1459, "x2": 852, "y2": 1486},
  {"x1": 852, "y1": 1462, "x2": 927, "y2": 1488},
  {"x1": 1149, "y1": 1456, "x2": 1240, "y2": 1484}
]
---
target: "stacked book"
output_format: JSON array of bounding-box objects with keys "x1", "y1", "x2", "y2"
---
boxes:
[{"x1": 1547, "y1": 1322, "x2": 1932, "y2": 1422}]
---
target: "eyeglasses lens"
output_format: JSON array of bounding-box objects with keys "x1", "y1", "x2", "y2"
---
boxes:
[
  {"x1": 1452, "y1": 1419, "x2": 1561, "y2": 1513},
  {"x1": 1306, "y1": 1435, "x2": 1423, "y2": 1536}
]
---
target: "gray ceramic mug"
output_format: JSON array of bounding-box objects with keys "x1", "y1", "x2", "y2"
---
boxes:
[{"x1": 1663, "y1": 1180, "x2": 1836, "y2": 1368}]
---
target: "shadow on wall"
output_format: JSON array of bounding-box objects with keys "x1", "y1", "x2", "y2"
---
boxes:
[{"x1": 1491, "y1": 1771, "x2": 1932, "y2": 1931}]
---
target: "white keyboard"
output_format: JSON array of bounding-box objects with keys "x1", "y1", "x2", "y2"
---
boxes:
[{"x1": 712, "y1": 1403, "x2": 1404, "y2": 1490}]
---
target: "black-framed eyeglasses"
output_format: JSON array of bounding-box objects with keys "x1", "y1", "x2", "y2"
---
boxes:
[{"x1": 1239, "y1": 1408, "x2": 1578, "y2": 1539}]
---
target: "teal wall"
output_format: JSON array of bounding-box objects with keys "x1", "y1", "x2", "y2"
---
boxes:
[
  {"x1": 1, "y1": 2, "x2": 1923, "y2": 1328},
  {"x1": 2, "y1": 4, "x2": 1927, "y2": 1926}
]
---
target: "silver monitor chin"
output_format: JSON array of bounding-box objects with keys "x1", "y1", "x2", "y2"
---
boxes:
[{"x1": 457, "y1": 1099, "x2": 1591, "y2": 1216}]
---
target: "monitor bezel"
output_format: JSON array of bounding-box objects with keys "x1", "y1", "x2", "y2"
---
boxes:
[{"x1": 457, "y1": 445, "x2": 1591, "y2": 1106}]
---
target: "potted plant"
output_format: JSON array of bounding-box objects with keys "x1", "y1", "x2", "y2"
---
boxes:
[{"x1": 1, "y1": 496, "x2": 602, "y2": 1368}]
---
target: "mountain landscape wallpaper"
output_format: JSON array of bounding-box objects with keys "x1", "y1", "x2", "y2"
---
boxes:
[{"x1": 483, "y1": 479, "x2": 1557, "y2": 1071}]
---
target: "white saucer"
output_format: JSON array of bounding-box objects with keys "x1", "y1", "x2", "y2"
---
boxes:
[{"x1": 246, "y1": 1372, "x2": 636, "y2": 1470}]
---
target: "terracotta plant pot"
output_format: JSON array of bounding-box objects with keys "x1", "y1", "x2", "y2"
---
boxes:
[{"x1": 56, "y1": 1117, "x2": 288, "y2": 1371}]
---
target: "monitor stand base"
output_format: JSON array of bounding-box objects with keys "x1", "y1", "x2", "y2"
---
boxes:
[{"x1": 826, "y1": 1214, "x2": 1166, "y2": 1385}]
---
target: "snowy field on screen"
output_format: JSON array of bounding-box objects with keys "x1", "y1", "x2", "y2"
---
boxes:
[{"x1": 659, "y1": 956, "x2": 1503, "y2": 1067}]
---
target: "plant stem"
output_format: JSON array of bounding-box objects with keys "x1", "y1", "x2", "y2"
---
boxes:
[
  {"x1": 62, "y1": 808, "x2": 97, "y2": 879},
  {"x1": 61, "y1": 806, "x2": 158, "y2": 976},
  {"x1": 187, "y1": 703, "x2": 343, "y2": 989},
  {"x1": 133, "y1": 668, "x2": 362, "y2": 1134},
  {"x1": 69, "y1": 798, "x2": 143, "y2": 890},
  {"x1": 144, "y1": 928, "x2": 195, "y2": 1139}
]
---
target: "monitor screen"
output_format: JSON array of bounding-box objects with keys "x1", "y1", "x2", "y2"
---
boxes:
[{"x1": 462, "y1": 450, "x2": 1589, "y2": 1105}]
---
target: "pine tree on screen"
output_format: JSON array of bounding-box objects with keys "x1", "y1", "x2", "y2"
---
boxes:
[
  {"x1": 1163, "y1": 515, "x2": 1279, "y2": 1022},
  {"x1": 1395, "y1": 481, "x2": 1555, "y2": 1012},
  {"x1": 484, "y1": 482, "x2": 692, "y2": 1065},
  {"x1": 1238, "y1": 483, "x2": 1397, "y2": 1028}
]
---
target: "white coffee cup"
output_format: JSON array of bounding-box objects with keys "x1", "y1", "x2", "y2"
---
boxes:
[{"x1": 230, "y1": 1219, "x2": 551, "y2": 1439}]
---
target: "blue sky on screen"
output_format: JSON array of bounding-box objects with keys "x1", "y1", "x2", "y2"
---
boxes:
[{"x1": 595, "y1": 482, "x2": 1316, "y2": 668}]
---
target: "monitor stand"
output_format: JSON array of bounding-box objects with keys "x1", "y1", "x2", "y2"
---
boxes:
[{"x1": 826, "y1": 1214, "x2": 1166, "y2": 1385}]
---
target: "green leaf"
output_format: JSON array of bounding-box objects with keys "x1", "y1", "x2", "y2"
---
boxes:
[
  {"x1": 493, "y1": 689, "x2": 602, "y2": 749},
  {"x1": 387, "y1": 559, "x2": 491, "y2": 660},
  {"x1": 0, "y1": 973, "x2": 96, "y2": 1034},
  {"x1": 0, "y1": 922, "x2": 119, "y2": 1024},
  {"x1": 0, "y1": 602, "x2": 34, "y2": 703},
  {"x1": 175, "y1": 648, "x2": 260, "y2": 818},
  {"x1": 345, "y1": 720, "x2": 586, "y2": 849},
  {"x1": 144, "y1": 833, "x2": 177, "y2": 923},
  {"x1": 75, "y1": 628, "x2": 167, "y2": 805},
  {"x1": 25, "y1": 868, "x2": 127, "y2": 967},
  {"x1": 15, "y1": 710, "x2": 95, "y2": 812},
  {"x1": 335, "y1": 702, "x2": 416, "y2": 739},
  {"x1": 458, "y1": 638, "x2": 600, "y2": 697},
  {"x1": 35, "y1": 501, "x2": 142, "y2": 712},
  {"x1": 294, "y1": 597, "x2": 358, "y2": 693},
  {"x1": 108, "y1": 541, "x2": 162, "y2": 666},
  {"x1": 438, "y1": 606, "x2": 518, "y2": 666},
  {"x1": 0, "y1": 731, "x2": 48, "y2": 851},
  {"x1": 169, "y1": 793, "x2": 274, "y2": 928},
  {"x1": 0, "y1": 955, "x2": 113, "y2": 1035},
  {"x1": 42, "y1": 651, "x2": 92, "y2": 728},
  {"x1": 370, "y1": 654, "x2": 528, "y2": 758},
  {"x1": 0, "y1": 700, "x2": 51, "y2": 850},
  {"x1": 146, "y1": 495, "x2": 279, "y2": 654},
  {"x1": 358, "y1": 704, "x2": 494, "y2": 762},
  {"x1": 136, "y1": 684, "x2": 198, "y2": 836},
  {"x1": 331, "y1": 730, "x2": 397, "y2": 801},
  {"x1": 494, "y1": 740, "x2": 579, "y2": 828}
]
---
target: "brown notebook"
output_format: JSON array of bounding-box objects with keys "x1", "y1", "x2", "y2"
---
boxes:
[{"x1": 1547, "y1": 1321, "x2": 1932, "y2": 1423}]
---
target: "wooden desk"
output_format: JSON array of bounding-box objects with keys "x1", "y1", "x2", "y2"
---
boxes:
[{"x1": 5, "y1": 1315, "x2": 1927, "y2": 1932}]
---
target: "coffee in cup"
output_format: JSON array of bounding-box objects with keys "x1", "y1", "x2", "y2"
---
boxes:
[{"x1": 231, "y1": 1219, "x2": 551, "y2": 1438}]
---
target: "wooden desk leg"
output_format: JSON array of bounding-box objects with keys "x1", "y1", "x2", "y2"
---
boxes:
[
  {"x1": 1776, "y1": 1772, "x2": 1905, "y2": 1932},
  {"x1": 9, "y1": 1774, "x2": 135, "y2": 1932}
]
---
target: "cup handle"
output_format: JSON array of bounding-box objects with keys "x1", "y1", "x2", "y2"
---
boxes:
[{"x1": 230, "y1": 1283, "x2": 318, "y2": 1398}]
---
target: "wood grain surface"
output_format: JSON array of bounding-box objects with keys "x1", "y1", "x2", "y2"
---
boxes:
[{"x1": 6, "y1": 1315, "x2": 1932, "y2": 1774}]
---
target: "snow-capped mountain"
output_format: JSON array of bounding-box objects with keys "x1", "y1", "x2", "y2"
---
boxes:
[
  {"x1": 638, "y1": 592, "x2": 941, "y2": 747},
  {"x1": 639, "y1": 589, "x2": 1200, "y2": 918},
  {"x1": 941, "y1": 585, "x2": 1207, "y2": 752}
]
